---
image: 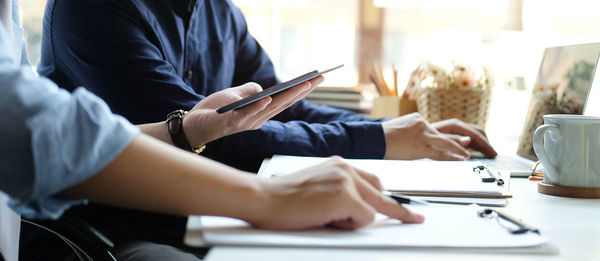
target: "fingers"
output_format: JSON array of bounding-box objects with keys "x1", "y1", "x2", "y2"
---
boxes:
[
  {"x1": 328, "y1": 198, "x2": 376, "y2": 230},
  {"x1": 466, "y1": 134, "x2": 497, "y2": 158},
  {"x1": 425, "y1": 133, "x2": 470, "y2": 160},
  {"x1": 268, "y1": 75, "x2": 323, "y2": 110},
  {"x1": 433, "y1": 119, "x2": 497, "y2": 158},
  {"x1": 250, "y1": 80, "x2": 316, "y2": 126},
  {"x1": 237, "y1": 76, "x2": 323, "y2": 129},
  {"x1": 350, "y1": 168, "x2": 425, "y2": 224},
  {"x1": 235, "y1": 96, "x2": 272, "y2": 117},
  {"x1": 307, "y1": 75, "x2": 325, "y2": 87},
  {"x1": 227, "y1": 82, "x2": 271, "y2": 117},
  {"x1": 445, "y1": 134, "x2": 472, "y2": 146},
  {"x1": 323, "y1": 159, "x2": 425, "y2": 226},
  {"x1": 229, "y1": 80, "x2": 315, "y2": 129},
  {"x1": 353, "y1": 168, "x2": 384, "y2": 190}
]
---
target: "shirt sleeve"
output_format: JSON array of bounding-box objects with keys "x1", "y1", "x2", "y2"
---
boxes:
[{"x1": 0, "y1": 28, "x2": 139, "y2": 219}]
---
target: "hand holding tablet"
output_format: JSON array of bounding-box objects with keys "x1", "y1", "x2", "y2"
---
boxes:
[{"x1": 216, "y1": 64, "x2": 344, "y2": 114}]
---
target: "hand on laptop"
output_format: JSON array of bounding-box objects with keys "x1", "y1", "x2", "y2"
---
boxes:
[
  {"x1": 382, "y1": 113, "x2": 497, "y2": 160},
  {"x1": 183, "y1": 77, "x2": 323, "y2": 148},
  {"x1": 248, "y1": 157, "x2": 425, "y2": 230},
  {"x1": 431, "y1": 118, "x2": 497, "y2": 158}
]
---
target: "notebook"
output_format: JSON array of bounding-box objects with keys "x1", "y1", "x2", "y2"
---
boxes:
[{"x1": 473, "y1": 43, "x2": 600, "y2": 177}]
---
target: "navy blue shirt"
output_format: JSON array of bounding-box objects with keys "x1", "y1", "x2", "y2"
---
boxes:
[{"x1": 39, "y1": 0, "x2": 386, "y2": 171}]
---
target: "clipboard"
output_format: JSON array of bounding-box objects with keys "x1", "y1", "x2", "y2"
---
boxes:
[
  {"x1": 191, "y1": 204, "x2": 548, "y2": 250},
  {"x1": 262, "y1": 155, "x2": 511, "y2": 199}
]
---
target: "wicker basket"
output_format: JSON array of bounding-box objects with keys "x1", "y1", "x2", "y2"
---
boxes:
[{"x1": 416, "y1": 87, "x2": 492, "y2": 128}]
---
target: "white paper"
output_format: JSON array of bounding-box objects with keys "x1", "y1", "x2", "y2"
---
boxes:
[
  {"x1": 199, "y1": 205, "x2": 547, "y2": 248},
  {"x1": 263, "y1": 155, "x2": 503, "y2": 195}
]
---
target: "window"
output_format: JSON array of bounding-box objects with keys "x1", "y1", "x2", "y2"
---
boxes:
[
  {"x1": 234, "y1": 0, "x2": 359, "y2": 87},
  {"x1": 19, "y1": 0, "x2": 46, "y2": 67}
]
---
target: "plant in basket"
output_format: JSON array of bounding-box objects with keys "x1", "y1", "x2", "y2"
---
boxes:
[{"x1": 405, "y1": 60, "x2": 494, "y2": 127}]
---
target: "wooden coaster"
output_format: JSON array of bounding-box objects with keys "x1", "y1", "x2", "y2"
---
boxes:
[{"x1": 538, "y1": 182, "x2": 600, "y2": 198}]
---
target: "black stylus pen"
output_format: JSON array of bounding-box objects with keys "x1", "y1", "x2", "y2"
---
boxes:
[{"x1": 383, "y1": 191, "x2": 429, "y2": 205}]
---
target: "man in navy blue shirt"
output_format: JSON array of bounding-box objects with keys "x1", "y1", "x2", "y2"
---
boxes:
[
  {"x1": 33, "y1": 0, "x2": 497, "y2": 259},
  {"x1": 38, "y1": 0, "x2": 497, "y2": 172}
]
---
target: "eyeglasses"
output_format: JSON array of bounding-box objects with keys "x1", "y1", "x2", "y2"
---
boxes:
[{"x1": 529, "y1": 161, "x2": 544, "y2": 181}]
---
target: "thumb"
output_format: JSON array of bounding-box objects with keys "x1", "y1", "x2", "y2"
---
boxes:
[{"x1": 233, "y1": 82, "x2": 263, "y2": 97}]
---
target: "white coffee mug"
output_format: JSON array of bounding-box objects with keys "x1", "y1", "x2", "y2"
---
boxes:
[{"x1": 533, "y1": 114, "x2": 600, "y2": 188}]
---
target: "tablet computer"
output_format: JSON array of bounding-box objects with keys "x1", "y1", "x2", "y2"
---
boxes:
[{"x1": 216, "y1": 64, "x2": 344, "y2": 114}]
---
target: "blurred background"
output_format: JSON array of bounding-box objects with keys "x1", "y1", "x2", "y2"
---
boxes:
[
  {"x1": 20, "y1": 0, "x2": 600, "y2": 89},
  {"x1": 18, "y1": 0, "x2": 600, "y2": 152}
]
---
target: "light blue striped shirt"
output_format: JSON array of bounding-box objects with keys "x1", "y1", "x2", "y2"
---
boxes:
[{"x1": 0, "y1": 24, "x2": 139, "y2": 219}]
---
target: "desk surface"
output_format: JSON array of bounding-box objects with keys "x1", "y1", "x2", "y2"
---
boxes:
[
  {"x1": 188, "y1": 90, "x2": 600, "y2": 260},
  {"x1": 196, "y1": 176, "x2": 600, "y2": 261}
]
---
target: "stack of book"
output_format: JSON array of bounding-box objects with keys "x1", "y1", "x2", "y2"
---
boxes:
[{"x1": 305, "y1": 86, "x2": 374, "y2": 112}]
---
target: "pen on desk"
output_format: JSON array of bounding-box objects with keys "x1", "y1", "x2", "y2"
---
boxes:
[{"x1": 383, "y1": 191, "x2": 429, "y2": 205}]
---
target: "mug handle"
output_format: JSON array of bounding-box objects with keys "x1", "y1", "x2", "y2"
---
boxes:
[{"x1": 532, "y1": 124, "x2": 559, "y2": 182}]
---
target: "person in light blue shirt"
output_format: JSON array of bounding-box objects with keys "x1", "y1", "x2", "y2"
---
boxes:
[{"x1": 0, "y1": 5, "x2": 424, "y2": 260}]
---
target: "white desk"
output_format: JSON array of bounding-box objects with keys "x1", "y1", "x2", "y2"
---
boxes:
[
  {"x1": 189, "y1": 177, "x2": 600, "y2": 261},
  {"x1": 188, "y1": 90, "x2": 600, "y2": 260}
]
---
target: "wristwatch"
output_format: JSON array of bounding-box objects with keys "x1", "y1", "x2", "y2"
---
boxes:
[{"x1": 166, "y1": 110, "x2": 206, "y2": 154}]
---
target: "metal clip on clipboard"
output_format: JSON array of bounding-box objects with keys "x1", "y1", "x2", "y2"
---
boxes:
[
  {"x1": 473, "y1": 165, "x2": 505, "y2": 185},
  {"x1": 478, "y1": 209, "x2": 540, "y2": 235}
]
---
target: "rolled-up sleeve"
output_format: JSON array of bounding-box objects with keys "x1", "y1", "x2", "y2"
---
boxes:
[{"x1": 0, "y1": 57, "x2": 139, "y2": 219}]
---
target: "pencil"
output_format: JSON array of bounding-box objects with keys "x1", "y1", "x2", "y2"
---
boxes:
[
  {"x1": 373, "y1": 63, "x2": 391, "y2": 96},
  {"x1": 392, "y1": 63, "x2": 398, "y2": 96},
  {"x1": 369, "y1": 74, "x2": 384, "y2": 96}
]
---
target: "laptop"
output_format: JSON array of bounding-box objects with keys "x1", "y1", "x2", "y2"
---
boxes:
[{"x1": 472, "y1": 43, "x2": 600, "y2": 176}]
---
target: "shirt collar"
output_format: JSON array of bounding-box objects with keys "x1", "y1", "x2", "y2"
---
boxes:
[{"x1": 188, "y1": 0, "x2": 196, "y2": 13}]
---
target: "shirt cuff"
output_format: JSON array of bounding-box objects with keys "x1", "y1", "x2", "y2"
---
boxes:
[{"x1": 342, "y1": 121, "x2": 387, "y2": 159}]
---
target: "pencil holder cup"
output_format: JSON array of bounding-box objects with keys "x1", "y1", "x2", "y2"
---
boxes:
[
  {"x1": 370, "y1": 96, "x2": 417, "y2": 118},
  {"x1": 416, "y1": 87, "x2": 492, "y2": 128}
]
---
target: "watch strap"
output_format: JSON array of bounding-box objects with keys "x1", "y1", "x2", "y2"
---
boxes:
[{"x1": 166, "y1": 110, "x2": 194, "y2": 152}]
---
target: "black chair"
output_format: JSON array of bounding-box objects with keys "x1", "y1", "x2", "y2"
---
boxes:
[{"x1": 21, "y1": 211, "x2": 117, "y2": 261}]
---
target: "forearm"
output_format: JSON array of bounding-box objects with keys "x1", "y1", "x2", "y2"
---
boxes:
[
  {"x1": 63, "y1": 134, "x2": 266, "y2": 222},
  {"x1": 137, "y1": 121, "x2": 172, "y2": 145}
]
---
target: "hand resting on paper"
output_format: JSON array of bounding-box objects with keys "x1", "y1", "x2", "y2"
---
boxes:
[
  {"x1": 182, "y1": 76, "x2": 323, "y2": 149},
  {"x1": 248, "y1": 157, "x2": 425, "y2": 230},
  {"x1": 382, "y1": 113, "x2": 497, "y2": 161}
]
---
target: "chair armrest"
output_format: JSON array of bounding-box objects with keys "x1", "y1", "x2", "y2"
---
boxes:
[{"x1": 22, "y1": 211, "x2": 116, "y2": 261}]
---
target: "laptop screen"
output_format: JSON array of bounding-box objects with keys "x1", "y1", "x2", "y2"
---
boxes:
[
  {"x1": 584, "y1": 54, "x2": 600, "y2": 116},
  {"x1": 518, "y1": 43, "x2": 600, "y2": 160},
  {"x1": 535, "y1": 43, "x2": 600, "y2": 115}
]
